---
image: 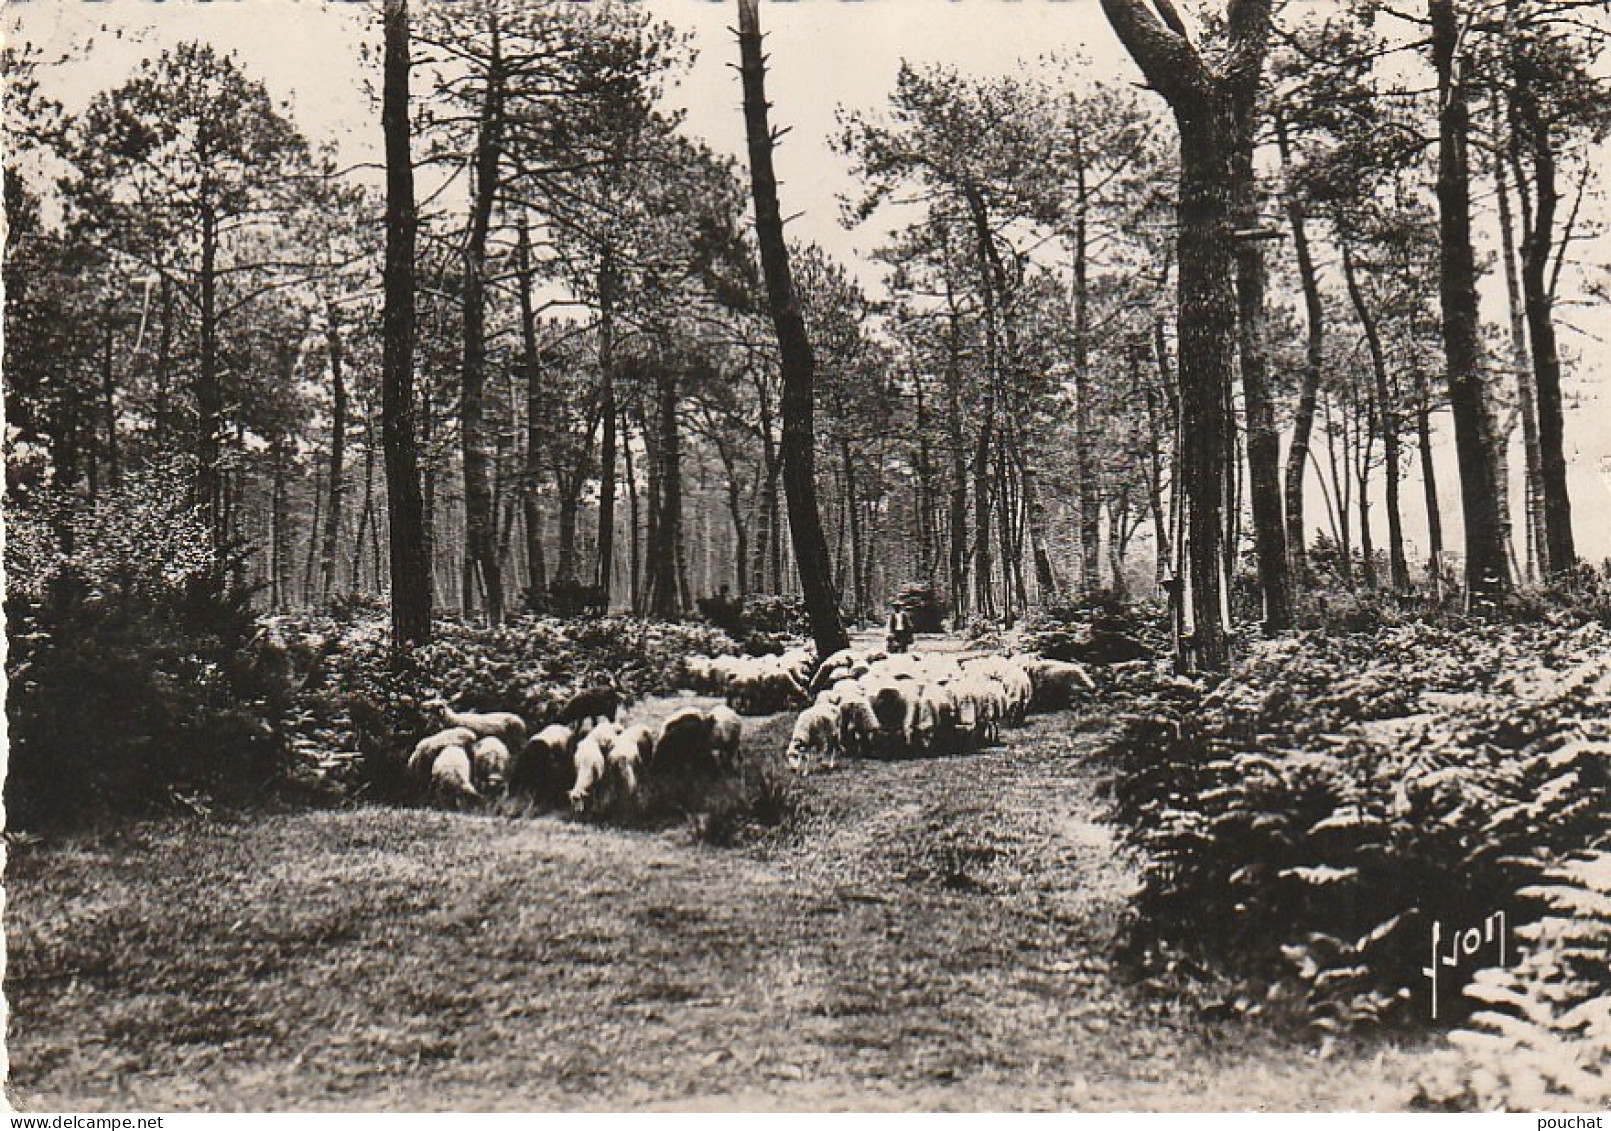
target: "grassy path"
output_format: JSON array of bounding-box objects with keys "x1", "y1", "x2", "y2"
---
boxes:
[{"x1": 6, "y1": 698, "x2": 1442, "y2": 1111}]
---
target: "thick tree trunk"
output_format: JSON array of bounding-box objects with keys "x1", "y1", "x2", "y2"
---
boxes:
[
  {"x1": 381, "y1": 0, "x2": 431, "y2": 647},
  {"x1": 1430, "y1": 0, "x2": 1511, "y2": 606},
  {"x1": 1494, "y1": 130, "x2": 1543, "y2": 583},
  {"x1": 1231, "y1": 124, "x2": 1292, "y2": 632},
  {"x1": 459, "y1": 11, "x2": 505, "y2": 625},
  {"x1": 1277, "y1": 117, "x2": 1325, "y2": 581},
  {"x1": 736, "y1": 0, "x2": 848, "y2": 658},
  {"x1": 1341, "y1": 240, "x2": 1410, "y2": 590},
  {"x1": 1512, "y1": 83, "x2": 1576, "y2": 576},
  {"x1": 320, "y1": 302, "x2": 347, "y2": 605},
  {"x1": 1102, "y1": 0, "x2": 1266, "y2": 670}
]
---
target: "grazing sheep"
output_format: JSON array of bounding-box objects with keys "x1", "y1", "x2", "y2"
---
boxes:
[
  {"x1": 428, "y1": 700, "x2": 529, "y2": 753},
  {"x1": 585, "y1": 719, "x2": 622, "y2": 756},
  {"x1": 655, "y1": 706, "x2": 720, "y2": 778},
  {"x1": 836, "y1": 688, "x2": 878, "y2": 757},
  {"x1": 407, "y1": 726, "x2": 478, "y2": 781},
  {"x1": 964, "y1": 656, "x2": 1032, "y2": 725},
  {"x1": 1021, "y1": 656, "x2": 1096, "y2": 711},
  {"x1": 555, "y1": 684, "x2": 621, "y2": 733},
  {"x1": 569, "y1": 726, "x2": 613, "y2": 813},
  {"x1": 953, "y1": 674, "x2": 1006, "y2": 745},
  {"x1": 727, "y1": 657, "x2": 808, "y2": 715},
  {"x1": 709, "y1": 705, "x2": 744, "y2": 772},
  {"x1": 866, "y1": 679, "x2": 915, "y2": 757},
  {"x1": 431, "y1": 746, "x2": 482, "y2": 806},
  {"x1": 786, "y1": 700, "x2": 842, "y2": 774},
  {"x1": 607, "y1": 724, "x2": 655, "y2": 804},
  {"x1": 515, "y1": 723, "x2": 575, "y2": 803},
  {"x1": 808, "y1": 648, "x2": 862, "y2": 694},
  {"x1": 470, "y1": 735, "x2": 512, "y2": 794}
]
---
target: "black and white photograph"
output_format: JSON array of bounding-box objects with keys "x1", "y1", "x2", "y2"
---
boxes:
[{"x1": 3, "y1": 0, "x2": 1609, "y2": 1113}]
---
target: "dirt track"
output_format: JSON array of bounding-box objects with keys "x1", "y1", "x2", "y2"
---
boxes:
[{"x1": 6, "y1": 653, "x2": 1441, "y2": 1111}]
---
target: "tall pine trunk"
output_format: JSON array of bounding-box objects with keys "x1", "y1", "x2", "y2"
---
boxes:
[
  {"x1": 1231, "y1": 117, "x2": 1292, "y2": 631},
  {"x1": 736, "y1": 0, "x2": 848, "y2": 659},
  {"x1": 1494, "y1": 125, "x2": 1543, "y2": 582},
  {"x1": 459, "y1": 10, "x2": 505, "y2": 625},
  {"x1": 1430, "y1": 0, "x2": 1511, "y2": 606},
  {"x1": 1102, "y1": 0, "x2": 1269, "y2": 670},
  {"x1": 1341, "y1": 240, "x2": 1410, "y2": 590},
  {"x1": 1511, "y1": 69, "x2": 1576, "y2": 576},
  {"x1": 381, "y1": 0, "x2": 431, "y2": 647}
]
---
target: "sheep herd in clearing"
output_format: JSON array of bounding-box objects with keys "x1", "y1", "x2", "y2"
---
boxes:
[{"x1": 403, "y1": 640, "x2": 1096, "y2": 814}]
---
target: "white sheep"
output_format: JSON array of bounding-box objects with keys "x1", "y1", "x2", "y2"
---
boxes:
[
  {"x1": 786, "y1": 700, "x2": 842, "y2": 774},
  {"x1": 427, "y1": 699, "x2": 529, "y2": 754},
  {"x1": 608, "y1": 723, "x2": 655, "y2": 804},
  {"x1": 964, "y1": 656, "x2": 1032, "y2": 725},
  {"x1": 836, "y1": 687, "x2": 878, "y2": 757},
  {"x1": 808, "y1": 648, "x2": 862, "y2": 694},
  {"x1": 709, "y1": 704, "x2": 744, "y2": 772},
  {"x1": 407, "y1": 726, "x2": 478, "y2": 781},
  {"x1": 1021, "y1": 656, "x2": 1096, "y2": 711},
  {"x1": 953, "y1": 673, "x2": 1006, "y2": 745},
  {"x1": 569, "y1": 726, "x2": 613, "y2": 813},
  {"x1": 470, "y1": 735, "x2": 511, "y2": 794},
  {"x1": 431, "y1": 745, "x2": 482, "y2": 806}
]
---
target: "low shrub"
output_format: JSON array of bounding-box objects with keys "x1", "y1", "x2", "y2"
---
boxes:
[
  {"x1": 688, "y1": 747, "x2": 803, "y2": 847},
  {"x1": 1020, "y1": 592, "x2": 1167, "y2": 666},
  {"x1": 5, "y1": 468, "x2": 294, "y2": 829},
  {"x1": 1102, "y1": 618, "x2": 1611, "y2": 1032}
]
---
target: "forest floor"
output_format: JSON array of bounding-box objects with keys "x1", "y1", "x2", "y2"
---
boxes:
[{"x1": 7, "y1": 640, "x2": 1452, "y2": 1111}]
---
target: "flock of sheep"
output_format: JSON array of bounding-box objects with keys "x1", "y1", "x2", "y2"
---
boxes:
[
  {"x1": 403, "y1": 696, "x2": 744, "y2": 815},
  {"x1": 402, "y1": 640, "x2": 1094, "y2": 814},
  {"x1": 778, "y1": 647, "x2": 1093, "y2": 773}
]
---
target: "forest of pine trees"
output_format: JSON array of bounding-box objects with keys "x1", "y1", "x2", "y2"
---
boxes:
[{"x1": 7, "y1": 0, "x2": 1606, "y2": 672}]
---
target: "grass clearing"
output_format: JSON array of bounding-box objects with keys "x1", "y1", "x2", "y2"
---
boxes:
[{"x1": 7, "y1": 713, "x2": 1448, "y2": 1111}]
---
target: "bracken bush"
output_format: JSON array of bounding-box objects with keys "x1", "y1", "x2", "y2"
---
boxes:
[
  {"x1": 1018, "y1": 592, "x2": 1166, "y2": 668},
  {"x1": 4, "y1": 466, "x2": 294, "y2": 830},
  {"x1": 1100, "y1": 617, "x2": 1611, "y2": 1033},
  {"x1": 274, "y1": 612, "x2": 741, "y2": 798},
  {"x1": 1413, "y1": 851, "x2": 1611, "y2": 1110}
]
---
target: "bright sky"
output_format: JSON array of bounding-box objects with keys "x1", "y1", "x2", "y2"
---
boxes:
[{"x1": 7, "y1": 0, "x2": 1609, "y2": 563}]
